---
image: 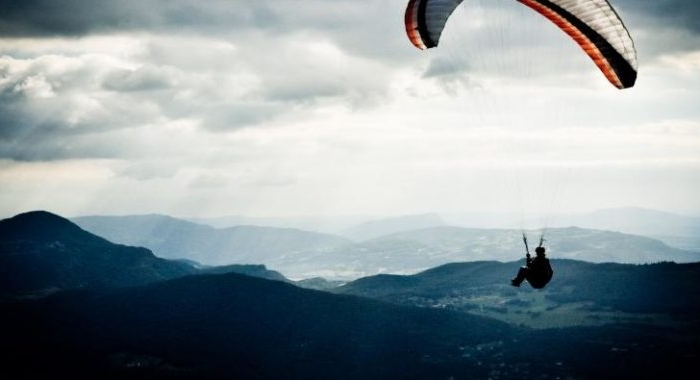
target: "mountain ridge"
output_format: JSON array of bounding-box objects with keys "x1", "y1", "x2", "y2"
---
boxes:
[
  {"x1": 71, "y1": 212, "x2": 700, "y2": 280},
  {"x1": 72, "y1": 213, "x2": 352, "y2": 267}
]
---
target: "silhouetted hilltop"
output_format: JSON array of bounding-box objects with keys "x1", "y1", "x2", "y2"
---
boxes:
[
  {"x1": 198, "y1": 263, "x2": 289, "y2": 282},
  {"x1": 1, "y1": 210, "x2": 106, "y2": 245},
  {"x1": 0, "y1": 211, "x2": 196, "y2": 296}
]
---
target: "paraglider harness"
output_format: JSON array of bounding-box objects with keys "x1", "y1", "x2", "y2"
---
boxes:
[{"x1": 518, "y1": 232, "x2": 553, "y2": 289}]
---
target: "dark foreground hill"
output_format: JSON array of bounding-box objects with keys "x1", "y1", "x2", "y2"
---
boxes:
[
  {"x1": 1, "y1": 272, "x2": 515, "y2": 379},
  {"x1": 0, "y1": 211, "x2": 196, "y2": 297},
  {"x1": 2, "y1": 271, "x2": 697, "y2": 380}
]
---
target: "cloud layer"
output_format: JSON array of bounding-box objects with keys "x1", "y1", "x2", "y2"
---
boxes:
[{"x1": 1, "y1": 0, "x2": 699, "y2": 217}]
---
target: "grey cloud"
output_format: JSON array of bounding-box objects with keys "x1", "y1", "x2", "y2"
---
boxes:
[
  {"x1": 421, "y1": 57, "x2": 483, "y2": 93},
  {"x1": 0, "y1": 1, "x2": 409, "y2": 60},
  {"x1": 102, "y1": 65, "x2": 177, "y2": 92},
  {"x1": 423, "y1": 57, "x2": 469, "y2": 79},
  {"x1": 611, "y1": 0, "x2": 700, "y2": 57},
  {"x1": 188, "y1": 174, "x2": 229, "y2": 189},
  {"x1": 0, "y1": 106, "x2": 126, "y2": 161},
  {"x1": 0, "y1": 0, "x2": 149, "y2": 36},
  {"x1": 2, "y1": 1, "x2": 696, "y2": 36},
  {"x1": 262, "y1": 79, "x2": 345, "y2": 103},
  {"x1": 0, "y1": 0, "x2": 302, "y2": 37},
  {"x1": 616, "y1": 0, "x2": 700, "y2": 34},
  {"x1": 252, "y1": 175, "x2": 297, "y2": 188},
  {"x1": 1, "y1": 36, "x2": 371, "y2": 159},
  {"x1": 199, "y1": 102, "x2": 284, "y2": 131},
  {"x1": 0, "y1": 55, "x2": 166, "y2": 161},
  {"x1": 0, "y1": 102, "x2": 152, "y2": 161},
  {"x1": 0, "y1": 136, "x2": 121, "y2": 162},
  {"x1": 139, "y1": 32, "x2": 392, "y2": 121},
  {"x1": 3, "y1": 0, "x2": 694, "y2": 162},
  {"x1": 115, "y1": 160, "x2": 180, "y2": 180}
]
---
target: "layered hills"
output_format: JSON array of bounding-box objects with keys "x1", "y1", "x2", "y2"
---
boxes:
[{"x1": 1, "y1": 210, "x2": 698, "y2": 379}]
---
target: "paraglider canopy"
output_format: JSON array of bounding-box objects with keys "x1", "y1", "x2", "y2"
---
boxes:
[{"x1": 404, "y1": 0, "x2": 637, "y2": 89}]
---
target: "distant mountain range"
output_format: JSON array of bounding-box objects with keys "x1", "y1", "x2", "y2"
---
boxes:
[
  {"x1": 1, "y1": 210, "x2": 698, "y2": 379},
  {"x1": 425, "y1": 208, "x2": 700, "y2": 252},
  {"x1": 189, "y1": 208, "x2": 700, "y2": 251},
  {"x1": 560, "y1": 207, "x2": 699, "y2": 233},
  {"x1": 339, "y1": 213, "x2": 446, "y2": 241},
  {"x1": 72, "y1": 213, "x2": 700, "y2": 280},
  {"x1": 72, "y1": 214, "x2": 352, "y2": 277}
]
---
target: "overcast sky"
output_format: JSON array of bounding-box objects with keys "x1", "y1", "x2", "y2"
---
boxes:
[{"x1": 1, "y1": 0, "x2": 699, "y2": 221}]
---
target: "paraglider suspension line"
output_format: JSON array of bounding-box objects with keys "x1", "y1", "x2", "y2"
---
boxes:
[
  {"x1": 522, "y1": 232, "x2": 530, "y2": 256},
  {"x1": 522, "y1": 231, "x2": 546, "y2": 262}
]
